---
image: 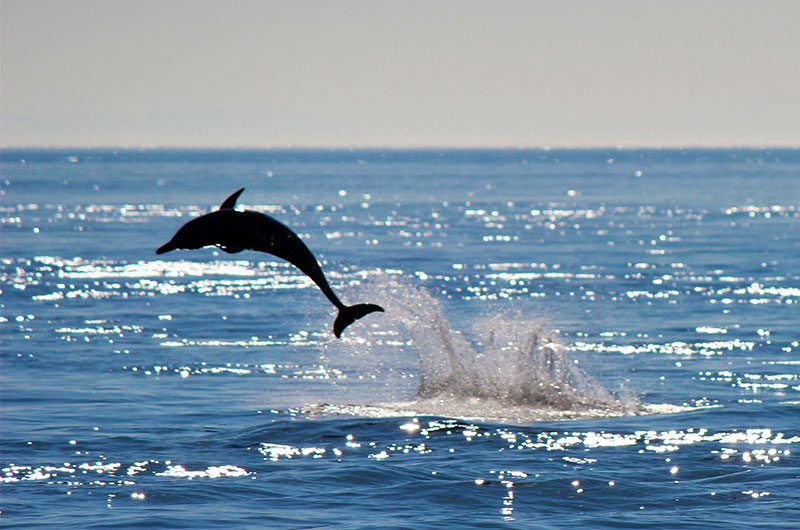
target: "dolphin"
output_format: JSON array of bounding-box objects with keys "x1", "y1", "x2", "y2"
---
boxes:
[{"x1": 156, "y1": 188, "x2": 384, "y2": 338}]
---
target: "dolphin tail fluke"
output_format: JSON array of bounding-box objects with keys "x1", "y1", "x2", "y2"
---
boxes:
[{"x1": 333, "y1": 303, "x2": 384, "y2": 338}]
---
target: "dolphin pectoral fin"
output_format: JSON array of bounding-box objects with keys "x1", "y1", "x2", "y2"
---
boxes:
[
  {"x1": 219, "y1": 245, "x2": 245, "y2": 254},
  {"x1": 219, "y1": 188, "x2": 245, "y2": 210},
  {"x1": 332, "y1": 303, "x2": 384, "y2": 338}
]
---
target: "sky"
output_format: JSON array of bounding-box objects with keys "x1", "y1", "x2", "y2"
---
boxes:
[{"x1": 1, "y1": 0, "x2": 798, "y2": 148}]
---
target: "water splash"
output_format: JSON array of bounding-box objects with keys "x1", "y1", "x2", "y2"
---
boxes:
[{"x1": 331, "y1": 274, "x2": 638, "y2": 421}]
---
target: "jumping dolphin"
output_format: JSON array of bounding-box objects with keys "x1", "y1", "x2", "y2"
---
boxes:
[{"x1": 156, "y1": 188, "x2": 384, "y2": 338}]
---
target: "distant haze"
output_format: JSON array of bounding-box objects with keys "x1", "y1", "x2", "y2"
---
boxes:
[{"x1": 2, "y1": 0, "x2": 798, "y2": 148}]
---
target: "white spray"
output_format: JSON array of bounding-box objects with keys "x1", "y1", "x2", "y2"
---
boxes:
[{"x1": 343, "y1": 274, "x2": 635, "y2": 417}]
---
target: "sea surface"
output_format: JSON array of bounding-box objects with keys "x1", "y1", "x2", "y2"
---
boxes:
[{"x1": 1, "y1": 148, "x2": 799, "y2": 528}]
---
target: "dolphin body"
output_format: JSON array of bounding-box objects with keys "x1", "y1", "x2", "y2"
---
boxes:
[{"x1": 156, "y1": 188, "x2": 384, "y2": 338}]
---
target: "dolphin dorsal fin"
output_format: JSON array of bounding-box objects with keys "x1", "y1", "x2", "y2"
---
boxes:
[{"x1": 219, "y1": 188, "x2": 245, "y2": 210}]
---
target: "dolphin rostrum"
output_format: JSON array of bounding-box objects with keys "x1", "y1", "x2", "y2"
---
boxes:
[{"x1": 156, "y1": 188, "x2": 384, "y2": 338}]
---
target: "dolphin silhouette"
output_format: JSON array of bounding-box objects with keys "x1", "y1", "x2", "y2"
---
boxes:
[{"x1": 156, "y1": 188, "x2": 384, "y2": 338}]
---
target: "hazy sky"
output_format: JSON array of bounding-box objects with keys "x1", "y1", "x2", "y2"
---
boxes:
[{"x1": 2, "y1": 0, "x2": 798, "y2": 147}]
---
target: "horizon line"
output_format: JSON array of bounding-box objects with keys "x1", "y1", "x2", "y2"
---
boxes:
[{"x1": 2, "y1": 142, "x2": 798, "y2": 151}]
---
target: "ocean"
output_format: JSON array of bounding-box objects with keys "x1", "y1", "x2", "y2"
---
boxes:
[{"x1": 1, "y1": 147, "x2": 798, "y2": 528}]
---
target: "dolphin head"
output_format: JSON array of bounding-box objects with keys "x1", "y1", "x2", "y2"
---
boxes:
[
  {"x1": 156, "y1": 218, "x2": 206, "y2": 254},
  {"x1": 156, "y1": 239, "x2": 178, "y2": 254}
]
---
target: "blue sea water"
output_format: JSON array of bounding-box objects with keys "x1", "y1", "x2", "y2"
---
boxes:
[{"x1": 1, "y1": 148, "x2": 799, "y2": 528}]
